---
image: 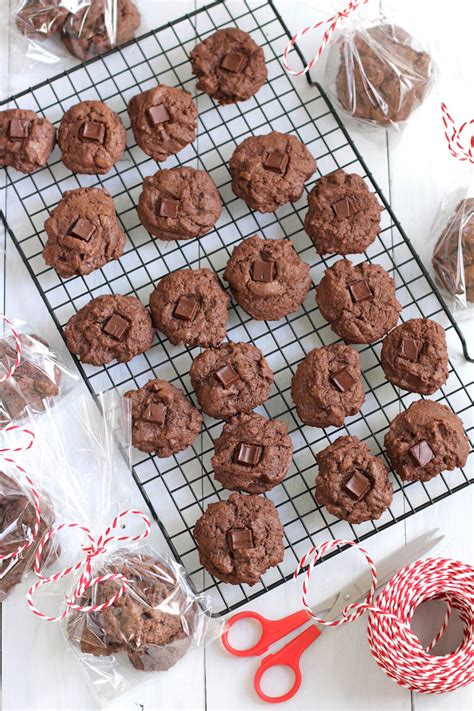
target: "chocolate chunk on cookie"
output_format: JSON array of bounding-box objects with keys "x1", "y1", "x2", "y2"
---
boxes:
[
  {"x1": 128, "y1": 85, "x2": 197, "y2": 162},
  {"x1": 334, "y1": 24, "x2": 432, "y2": 126},
  {"x1": 58, "y1": 100, "x2": 126, "y2": 174},
  {"x1": 229, "y1": 131, "x2": 316, "y2": 213},
  {"x1": 61, "y1": 0, "x2": 140, "y2": 60},
  {"x1": 149, "y1": 268, "x2": 229, "y2": 348},
  {"x1": 138, "y1": 167, "x2": 221, "y2": 241},
  {"x1": 194, "y1": 492, "x2": 284, "y2": 585},
  {"x1": 223, "y1": 235, "x2": 311, "y2": 320},
  {"x1": 384, "y1": 399, "x2": 469, "y2": 482},
  {"x1": 64, "y1": 294, "x2": 154, "y2": 365},
  {"x1": 0, "y1": 109, "x2": 55, "y2": 174},
  {"x1": 381, "y1": 318, "x2": 448, "y2": 395},
  {"x1": 315, "y1": 436, "x2": 392, "y2": 524},
  {"x1": 316, "y1": 259, "x2": 401, "y2": 343},
  {"x1": 190, "y1": 341, "x2": 274, "y2": 419},
  {"x1": 432, "y1": 198, "x2": 474, "y2": 305},
  {"x1": 70, "y1": 553, "x2": 193, "y2": 671},
  {"x1": 125, "y1": 379, "x2": 202, "y2": 458},
  {"x1": 16, "y1": 0, "x2": 69, "y2": 39},
  {"x1": 0, "y1": 334, "x2": 61, "y2": 424},
  {"x1": 43, "y1": 187, "x2": 126, "y2": 278},
  {"x1": 0, "y1": 471, "x2": 57, "y2": 601},
  {"x1": 212, "y1": 412, "x2": 292, "y2": 493},
  {"x1": 190, "y1": 27, "x2": 267, "y2": 105},
  {"x1": 304, "y1": 170, "x2": 382, "y2": 255},
  {"x1": 291, "y1": 344, "x2": 364, "y2": 428}
]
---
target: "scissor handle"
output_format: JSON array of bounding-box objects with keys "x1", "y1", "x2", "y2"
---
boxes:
[
  {"x1": 254, "y1": 625, "x2": 321, "y2": 704},
  {"x1": 221, "y1": 609, "x2": 310, "y2": 657}
]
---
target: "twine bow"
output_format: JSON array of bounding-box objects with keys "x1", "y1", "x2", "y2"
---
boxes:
[
  {"x1": 283, "y1": 0, "x2": 370, "y2": 77},
  {"x1": 0, "y1": 424, "x2": 40, "y2": 563},
  {"x1": 27, "y1": 509, "x2": 151, "y2": 622},
  {"x1": 441, "y1": 103, "x2": 474, "y2": 163}
]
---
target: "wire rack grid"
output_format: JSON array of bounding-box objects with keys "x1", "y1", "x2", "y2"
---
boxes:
[{"x1": 1, "y1": 0, "x2": 473, "y2": 616}]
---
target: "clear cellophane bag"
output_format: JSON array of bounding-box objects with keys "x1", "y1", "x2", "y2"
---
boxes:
[
  {"x1": 5, "y1": 0, "x2": 143, "y2": 98},
  {"x1": 19, "y1": 390, "x2": 217, "y2": 704},
  {"x1": 324, "y1": 9, "x2": 434, "y2": 130}
]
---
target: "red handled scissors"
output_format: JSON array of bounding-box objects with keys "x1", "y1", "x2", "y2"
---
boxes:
[{"x1": 221, "y1": 530, "x2": 443, "y2": 704}]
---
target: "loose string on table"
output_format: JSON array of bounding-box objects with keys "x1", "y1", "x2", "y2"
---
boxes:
[
  {"x1": 27, "y1": 509, "x2": 151, "y2": 622},
  {"x1": 282, "y1": 0, "x2": 370, "y2": 77},
  {"x1": 441, "y1": 103, "x2": 474, "y2": 163},
  {"x1": 295, "y1": 539, "x2": 474, "y2": 694}
]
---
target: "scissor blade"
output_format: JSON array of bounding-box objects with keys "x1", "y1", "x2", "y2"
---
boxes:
[
  {"x1": 312, "y1": 529, "x2": 443, "y2": 619},
  {"x1": 371, "y1": 531, "x2": 444, "y2": 590}
]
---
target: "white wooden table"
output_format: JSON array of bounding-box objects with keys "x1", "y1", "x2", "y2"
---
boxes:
[{"x1": 1, "y1": 1, "x2": 473, "y2": 710}]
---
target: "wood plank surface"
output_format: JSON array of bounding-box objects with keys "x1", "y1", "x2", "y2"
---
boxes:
[{"x1": 1, "y1": 1, "x2": 472, "y2": 709}]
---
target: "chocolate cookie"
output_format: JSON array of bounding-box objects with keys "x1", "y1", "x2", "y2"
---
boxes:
[
  {"x1": 70, "y1": 553, "x2": 193, "y2": 671},
  {"x1": 16, "y1": 0, "x2": 69, "y2": 39},
  {"x1": 381, "y1": 319, "x2": 449, "y2": 395},
  {"x1": 304, "y1": 170, "x2": 382, "y2": 255},
  {"x1": 334, "y1": 24, "x2": 432, "y2": 126},
  {"x1": 43, "y1": 187, "x2": 126, "y2": 278},
  {"x1": 223, "y1": 235, "x2": 311, "y2": 320},
  {"x1": 432, "y1": 198, "x2": 474, "y2": 305},
  {"x1": 64, "y1": 294, "x2": 154, "y2": 365},
  {"x1": 0, "y1": 334, "x2": 61, "y2": 424},
  {"x1": 229, "y1": 131, "x2": 316, "y2": 213},
  {"x1": 0, "y1": 471, "x2": 57, "y2": 601},
  {"x1": 128, "y1": 85, "x2": 197, "y2": 163},
  {"x1": 124, "y1": 379, "x2": 202, "y2": 458},
  {"x1": 149, "y1": 268, "x2": 229, "y2": 349},
  {"x1": 315, "y1": 436, "x2": 393, "y2": 524},
  {"x1": 190, "y1": 341, "x2": 274, "y2": 420},
  {"x1": 0, "y1": 109, "x2": 55, "y2": 174},
  {"x1": 316, "y1": 259, "x2": 401, "y2": 343},
  {"x1": 291, "y1": 344, "x2": 364, "y2": 428},
  {"x1": 190, "y1": 27, "x2": 267, "y2": 105},
  {"x1": 212, "y1": 412, "x2": 293, "y2": 494},
  {"x1": 384, "y1": 399, "x2": 470, "y2": 483},
  {"x1": 194, "y1": 493, "x2": 284, "y2": 585},
  {"x1": 58, "y1": 100, "x2": 126, "y2": 174},
  {"x1": 138, "y1": 167, "x2": 221, "y2": 241},
  {"x1": 61, "y1": 0, "x2": 140, "y2": 60}
]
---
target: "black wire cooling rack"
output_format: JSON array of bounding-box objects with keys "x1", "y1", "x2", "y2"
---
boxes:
[{"x1": 1, "y1": 0, "x2": 473, "y2": 616}]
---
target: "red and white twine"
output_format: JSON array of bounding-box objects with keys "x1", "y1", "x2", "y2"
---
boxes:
[
  {"x1": 0, "y1": 424, "x2": 40, "y2": 563},
  {"x1": 27, "y1": 509, "x2": 151, "y2": 622},
  {"x1": 295, "y1": 539, "x2": 474, "y2": 694},
  {"x1": 441, "y1": 103, "x2": 474, "y2": 164},
  {"x1": 0, "y1": 314, "x2": 22, "y2": 382},
  {"x1": 282, "y1": 0, "x2": 369, "y2": 77}
]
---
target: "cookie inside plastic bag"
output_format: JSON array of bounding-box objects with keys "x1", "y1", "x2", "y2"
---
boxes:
[
  {"x1": 430, "y1": 185, "x2": 474, "y2": 312},
  {"x1": 0, "y1": 469, "x2": 58, "y2": 601},
  {"x1": 12, "y1": 0, "x2": 142, "y2": 70},
  {"x1": 61, "y1": 0, "x2": 141, "y2": 61},
  {"x1": 24, "y1": 391, "x2": 218, "y2": 703},
  {"x1": 68, "y1": 548, "x2": 205, "y2": 673},
  {"x1": 0, "y1": 320, "x2": 77, "y2": 425},
  {"x1": 325, "y1": 20, "x2": 434, "y2": 128},
  {"x1": 16, "y1": 0, "x2": 70, "y2": 39}
]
